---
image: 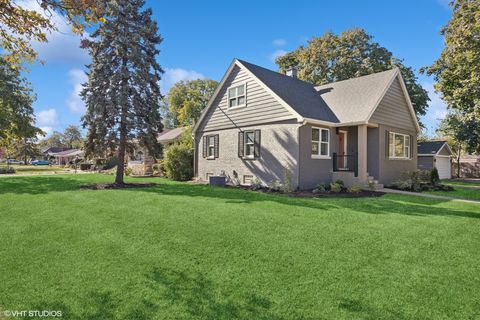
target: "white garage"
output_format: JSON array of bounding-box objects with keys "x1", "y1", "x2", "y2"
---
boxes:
[{"x1": 417, "y1": 141, "x2": 453, "y2": 180}]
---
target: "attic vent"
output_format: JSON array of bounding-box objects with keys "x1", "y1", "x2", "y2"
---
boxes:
[{"x1": 286, "y1": 66, "x2": 297, "y2": 78}]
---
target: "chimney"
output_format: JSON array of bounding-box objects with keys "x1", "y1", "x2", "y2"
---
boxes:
[{"x1": 286, "y1": 66, "x2": 297, "y2": 78}]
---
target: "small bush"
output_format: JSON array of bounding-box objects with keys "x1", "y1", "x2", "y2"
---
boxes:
[
  {"x1": 250, "y1": 178, "x2": 264, "y2": 191},
  {"x1": 268, "y1": 179, "x2": 283, "y2": 192},
  {"x1": 367, "y1": 180, "x2": 376, "y2": 191},
  {"x1": 334, "y1": 180, "x2": 344, "y2": 187},
  {"x1": 80, "y1": 163, "x2": 92, "y2": 171},
  {"x1": 283, "y1": 168, "x2": 293, "y2": 193},
  {"x1": 0, "y1": 167, "x2": 15, "y2": 174},
  {"x1": 163, "y1": 144, "x2": 193, "y2": 181},
  {"x1": 104, "y1": 157, "x2": 118, "y2": 170},
  {"x1": 430, "y1": 167, "x2": 440, "y2": 185},
  {"x1": 391, "y1": 170, "x2": 431, "y2": 192},
  {"x1": 347, "y1": 184, "x2": 362, "y2": 194},
  {"x1": 152, "y1": 162, "x2": 164, "y2": 177},
  {"x1": 330, "y1": 182, "x2": 342, "y2": 193},
  {"x1": 313, "y1": 183, "x2": 330, "y2": 193},
  {"x1": 124, "y1": 167, "x2": 133, "y2": 176}
]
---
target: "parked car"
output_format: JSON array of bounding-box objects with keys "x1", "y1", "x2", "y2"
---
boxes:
[
  {"x1": 6, "y1": 159, "x2": 24, "y2": 165},
  {"x1": 31, "y1": 160, "x2": 50, "y2": 166}
]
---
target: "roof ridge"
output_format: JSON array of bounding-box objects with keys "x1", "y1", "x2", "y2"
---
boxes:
[{"x1": 315, "y1": 68, "x2": 398, "y2": 89}]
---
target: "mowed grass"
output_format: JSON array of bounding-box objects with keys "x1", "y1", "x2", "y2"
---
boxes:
[
  {"x1": 5, "y1": 165, "x2": 72, "y2": 175},
  {"x1": 0, "y1": 175, "x2": 480, "y2": 319},
  {"x1": 426, "y1": 188, "x2": 480, "y2": 201},
  {"x1": 441, "y1": 179, "x2": 480, "y2": 188}
]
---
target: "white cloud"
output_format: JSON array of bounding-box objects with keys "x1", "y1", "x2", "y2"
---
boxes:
[
  {"x1": 273, "y1": 39, "x2": 287, "y2": 47},
  {"x1": 36, "y1": 108, "x2": 59, "y2": 126},
  {"x1": 160, "y1": 68, "x2": 205, "y2": 94},
  {"x1": 67, "y1": 69, "x2": 88, "y2": 114},
  {"x1": 19, "y1": 0, "x2": 90, "y2": 64},
  {"x1": 38, "y1": 126, "x2": 54, "y2": 139},
  {"x1": 420, "y1": 82, "x2": 448, "y2": 135},
  {"x1": 269, "y1": 49, "x2": 287, "y2": 63}
]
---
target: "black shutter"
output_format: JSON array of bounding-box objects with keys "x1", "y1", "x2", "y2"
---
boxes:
[
  {"x1": 254, "y1": 130, "x2": 261, "y2": 158},
  {"x1": 410, "y1": 135, "x2": 414, "y2": 159},
  {"x1": 214, "y1": 134, "x2": 219, "y2": 158},
  {"x1": 385, "y1": 130, "x2": 390, "y2": 158},
  {"x1": 238, "y1": 132, "x2": 244, "y2": 158},
  {"x1": 202, "y1": 136, "x2": 207, "y2": 158}
]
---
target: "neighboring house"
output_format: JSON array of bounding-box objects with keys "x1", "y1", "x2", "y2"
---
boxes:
[
  {"x1": 193, "y1": 59, "x2": 420, "y2": 190},
  {"x1": 454, "y1": 155, "x2": 480, "y2": 178},
  {"x1": 54, "y1": 149, "x2": 84, "y2": 165},
  {"x1": 417, "y1": 141, "x2": 452, "y2": 179},
  {"x1": 127, "y1": 127, "x2": 186, "y2": 175},
  {"x1": 41, "y1": 147, "x2": 72, "y2": 160}
]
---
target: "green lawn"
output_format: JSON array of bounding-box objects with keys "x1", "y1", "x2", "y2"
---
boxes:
[
  {"x1": 3, "y1": 165, "x2": 72, "y2": 175},
  {"x1": 426, "y1": 188, "x2": 480, "y2": 201},
  {"x1": 441, "y1": 179, "x2": 480, "y2": 188},
  {"x1": 1, "y1": 174, "x2": 480, "y2": 319}
]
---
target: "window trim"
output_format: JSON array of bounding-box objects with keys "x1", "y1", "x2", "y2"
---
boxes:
[
  {"x1": 227, "y1": 83, "x2": 247, "y2": 110},
  {"x1": 311, "y1": 127, "x2": 331, "y2": 159},
  {"x1": 388, "y1": 132, "x2": 411, "y2": 160},
  {"x1": 244, "y1": 130, "x2": 255, "y2": 159},
  {"x1": 207, "y1": 135, "x2": 215, "y2": 159}
]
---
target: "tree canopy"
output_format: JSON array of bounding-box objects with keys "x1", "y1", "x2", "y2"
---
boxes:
[
  {"x1": 167, "y1": 79, "x2": 218, "y2": 127},
  {"x1": 276, "y1": 28, "x2": 430, "y2": 119},
  {"x1": 81, "y1": 0, "x2": 163, "y2": 184},
  {"x1": 0, "y1": 0, "x2": 107, "y2": 65},
  {"x1": 422, "y1": 0, "x2": 480, "y2": 153}
]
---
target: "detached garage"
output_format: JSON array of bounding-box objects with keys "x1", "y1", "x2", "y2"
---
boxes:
[{"x1": 417, "y1": 141, "x2": 453, "y2": 179}]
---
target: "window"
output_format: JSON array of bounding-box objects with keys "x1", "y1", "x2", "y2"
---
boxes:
[
  {"x1": 203, "y1": 134, "x2": 219, "y2": 159},
  {"x1": 389, "y1": 132, "x2": 411, "y2": 159},
  {"x1": 238, "y1": 130, "x2": 260, "y2": 159},
  {"x1": 311, "y1": 127, "x2": 330, "y2": 158},
  {"x1": 243, "y1": 175, "x2": 254, "y2": 185},
  {"x1": 207, "y1": 136, "x2": 215, "y2": 158},
  {"x1": 228, "y1": 84, "x2": 246, "y2": 108},
  {"x1": 244, "y1": 131, "x2": 255, "y2": 158}
]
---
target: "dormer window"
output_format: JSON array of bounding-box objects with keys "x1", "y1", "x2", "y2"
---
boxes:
[{"x1": 228, "y1": 84, "x2": 246, "y2": 108}]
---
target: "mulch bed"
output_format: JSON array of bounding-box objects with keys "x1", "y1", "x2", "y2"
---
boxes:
[
  {"x1": 80, "y1": 183, "x2": 158, "y2": 190},
  {"x1": 230, "y1": 185, "x2": 385, "y2": 198}
]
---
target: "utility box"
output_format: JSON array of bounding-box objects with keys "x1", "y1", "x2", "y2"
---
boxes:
[{"x1": 209, "y1": 176, "x2": 226, "y2": 187}]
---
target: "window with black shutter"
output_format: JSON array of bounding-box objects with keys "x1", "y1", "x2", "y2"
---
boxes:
[
  {"x1": 203, "y1": 134, "x2": 219, "y2": 159},
  {"x1": 238, "y1": 130, "x2": 261, "y2": 159}
]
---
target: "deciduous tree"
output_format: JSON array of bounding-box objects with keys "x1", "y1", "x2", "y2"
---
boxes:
[
  {"x1": 276, "y1": 28, "x2": 429, "y2": 119},
  {"x1": 422, "y1": 0, "x2": 480, "y2": 153}
]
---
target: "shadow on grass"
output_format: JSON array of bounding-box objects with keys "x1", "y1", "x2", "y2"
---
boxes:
[
  {"x1": 1, "y1": 175, "x2": 479, "y2": 219},
  {"x1": 27, "y1": 267, "x2": 304, "y2": 320}
]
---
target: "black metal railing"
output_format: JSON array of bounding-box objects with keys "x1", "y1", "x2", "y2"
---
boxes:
[{"x1": 333, "y1": 152, "x2": 358, "y2": 177}]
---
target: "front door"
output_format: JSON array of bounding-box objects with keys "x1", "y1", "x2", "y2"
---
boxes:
[{"x1": 338, "y1": 131, "x2": 347, "y2": 169}]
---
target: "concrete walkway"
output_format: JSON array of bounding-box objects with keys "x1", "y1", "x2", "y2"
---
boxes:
[
  {"x1": 379, "y1": 188, "x2": 480, "y2": 204},
  {"x1": 0, "y1": 171, "x2": 92, "y2": 178}
]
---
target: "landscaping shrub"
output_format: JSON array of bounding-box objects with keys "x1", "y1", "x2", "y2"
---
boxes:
[
  {"x1": 152, "y1": 162, "x2": 164, "y2": 177},
  {"x1": 103, "y1": 157, "x2": 118, "y2": 170},
  {"x1": 391, "y1": 170, "x2": 436, "y2": 192},
  {"x1": 80, "y1": 163, "x2": 92, "y2": 171},
  {"x1": 313, "y1": 183, "x2": 330, "y2": 193},
  {"x1": 330, "y1": 182, "x2": 342, "y2": 193},
  {"x1": 163, "y1": 144, "x2": 193, "y2": 181},
  {"x1": 334, "y1": 180, "x2": 344, "y2": 187},
  {"x1": 249, "y1": 178, "x2": 264, "y2": 191},
  {"x1": 124, "y1": 167, "x2": 133, "y2": 176},
  {"x1": 430, "y1": 167, "x2": 440, "y2": 185},
  {"x1": 0, "y1": 167, "x2": 15, "y2": 174},
  {"x1": 347, "y1": 184, "x2": 362, "y2": 194},
  {"x1": 267, "y1": 179, "x2": 283, "y2": 192},
  {"x1": 283, "y1": 168, "x2": 293, "y2": 193}
]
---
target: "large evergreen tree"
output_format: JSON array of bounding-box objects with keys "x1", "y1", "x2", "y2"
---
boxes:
[
  {"x1": 81, "y1": 0, "x2": 163, "y2": 185},
  {"x1": 276, "y1": 29, "x2": 430, "y2": 119}
]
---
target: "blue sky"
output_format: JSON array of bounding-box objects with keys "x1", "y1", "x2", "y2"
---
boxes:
[{"x1": 27, "y1": 0, "x2": 452, "y2": 137}]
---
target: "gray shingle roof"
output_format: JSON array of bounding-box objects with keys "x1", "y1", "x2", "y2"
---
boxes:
[
  {"x1": 237, "y1": 60, "x2": 340, "y2": 123},
  {"x1": 238, "y1": 59, "x2": 399, "y2": 124},
  {"x1": 315, "y1": 69, "x2": 398, "y2": 123},
  {"x1": 417, "y1": 141, "x2": 447, "y2": 155},
  {"x1": 157, "y1": 127, "x2": 185, "y2": 143}
]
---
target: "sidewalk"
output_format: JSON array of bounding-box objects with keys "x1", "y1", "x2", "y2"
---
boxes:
[{"x1": 379, "y1": 188, "x2": 480, "y2": 204}]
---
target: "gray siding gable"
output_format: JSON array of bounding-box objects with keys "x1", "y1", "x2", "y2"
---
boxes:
[
  {"x1": 198, "y1": 65, "x2": 296, "y2": 132},
  {"x1": 369, "y1": 78, "x2": 417, "y2": 131}
]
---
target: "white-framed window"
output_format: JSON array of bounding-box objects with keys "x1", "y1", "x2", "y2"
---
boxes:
[
  {"x1": 389, "y1": 132, "x2": 411, "y2": 159},
  {"x1": 311, "y1": 127, "x2": 330, "y2": 158},
  {"x1": 244, "y1": 131, "x2": 255, "y2": 158},
  {"x1": 228, "y1": 83, "x2": 246, "y2": 108},
  {"x1": 207, "y1": 135, "x2": 215, "y2": 158}
]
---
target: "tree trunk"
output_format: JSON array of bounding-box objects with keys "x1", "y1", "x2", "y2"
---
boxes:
[
  {"x1": 457, "y1": 145, "x2": 461, "y2": 178},
  {"x1": 115, "y1": 121, "x2": 127, "y2": 185}
]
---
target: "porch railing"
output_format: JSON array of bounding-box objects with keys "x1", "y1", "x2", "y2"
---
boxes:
[{"x1": 333, "y1": 152, "x2": 358, "y2": 177}]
